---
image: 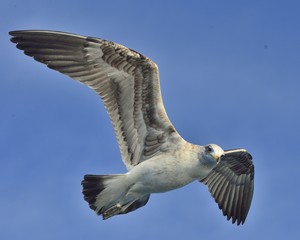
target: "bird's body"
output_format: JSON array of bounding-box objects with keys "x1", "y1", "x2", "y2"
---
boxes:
[
  {"x1": 84, "y1": 142, "x2": 221, "y2": 220},
  {"x1": 10, "y1": 30, "x2": 254, "y2": 225},
  {"x1": 114, "y1": 143, "x2": 214, "y2": 195},
  {"x1": 126, "y1": 146, "x2": 197, "y2": 194}
]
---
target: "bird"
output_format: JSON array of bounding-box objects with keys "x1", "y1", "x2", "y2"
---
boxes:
[{"x1": 9, "y1": 30, "x2": 254, "y2": 225}]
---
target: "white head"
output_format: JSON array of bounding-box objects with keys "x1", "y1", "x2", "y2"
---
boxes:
[{"x1": 204, "y1": 144, "x2": 225, "y2": 162}]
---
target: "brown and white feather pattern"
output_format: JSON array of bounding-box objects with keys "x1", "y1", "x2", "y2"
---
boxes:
[
  {"x1": 201, "y1": 149, "x2": 254, "y2": 225},
  {"x1": 10, "y1": 30, "x2": 183, "y2": 169}
]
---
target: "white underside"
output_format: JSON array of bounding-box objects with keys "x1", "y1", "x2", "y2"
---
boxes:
[{"x1": 94, "y1": 143, "x2": 217, "y2": 212}]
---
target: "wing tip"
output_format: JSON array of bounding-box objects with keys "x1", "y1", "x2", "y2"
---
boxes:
[{"x1": 9, "y1": 30, "x2": 87, "y2": 41}]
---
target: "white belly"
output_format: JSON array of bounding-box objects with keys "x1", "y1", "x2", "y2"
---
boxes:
[{"x1": 126, "y1": 153, "x2": 210, "y2": 194}]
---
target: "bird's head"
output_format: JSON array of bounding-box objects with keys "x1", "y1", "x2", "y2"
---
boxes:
[{"x1": 204, "y1": 144, "x2": 225, "y2": 163}]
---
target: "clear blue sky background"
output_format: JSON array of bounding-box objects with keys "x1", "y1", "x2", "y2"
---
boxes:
[{"x1": 1, "y1": 1, "x2": 300, "y2": 239}]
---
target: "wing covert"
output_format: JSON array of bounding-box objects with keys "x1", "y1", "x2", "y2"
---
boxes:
[{"x1": 10, "y1": 30, "x2": 184, "y2": 169}]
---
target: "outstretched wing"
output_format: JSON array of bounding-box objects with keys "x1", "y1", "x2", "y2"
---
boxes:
[
  {"x1": 10, "y1": 30, "x2": 184, "y2": 169},
  {"x1": 201, "y1": 149, "x2": 254, "y2": 225}
]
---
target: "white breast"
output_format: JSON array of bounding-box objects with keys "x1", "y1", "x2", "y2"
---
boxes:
[{"x1": 126, "y1": 146, "x2": 210, "y2": 194}]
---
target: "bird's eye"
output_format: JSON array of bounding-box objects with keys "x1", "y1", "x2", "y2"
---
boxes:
[{"x1": 206, "y1": 146, "x2": 213, "y2": 153}]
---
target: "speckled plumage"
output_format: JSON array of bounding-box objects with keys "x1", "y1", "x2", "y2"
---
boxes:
[{"x1": 10, "y1": 30, "x2": 254, "y2": 225}]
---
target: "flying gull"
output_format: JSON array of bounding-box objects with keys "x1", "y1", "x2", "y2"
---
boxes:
[{"x1": 9, "y1": 30, "x2": 254, "y2": 225}]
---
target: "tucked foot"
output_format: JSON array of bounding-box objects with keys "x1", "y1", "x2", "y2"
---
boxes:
[
  {"x1": 102, "y1": 203, "x2": 128, "y2": 220},
  {"x1": 103, "y1": 204, "x2": 121, "y2": 220}
]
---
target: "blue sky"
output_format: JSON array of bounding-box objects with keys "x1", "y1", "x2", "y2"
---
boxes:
[{"x1": 1, "y1": 0, "x2": 300, "y2": 239}]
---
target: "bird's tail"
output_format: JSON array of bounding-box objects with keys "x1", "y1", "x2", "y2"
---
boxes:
[{"x1": 81, "y1": 174, "x2": 150, "y2": 219}]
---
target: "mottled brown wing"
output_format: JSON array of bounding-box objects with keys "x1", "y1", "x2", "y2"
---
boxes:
[
  {"x1": 10, "y1": 30, "x2": 184, "y2": 169},
  {"x1": 201, "y1": 149, "x2": 254, "y2": 225}
]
